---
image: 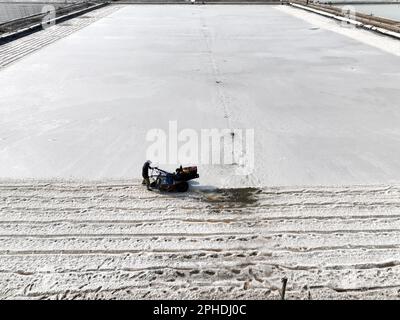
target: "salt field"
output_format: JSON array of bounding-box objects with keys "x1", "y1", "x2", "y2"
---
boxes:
[
  {"x1": 1, "y1": 4, "x2": 400, "y2": 187},
  {"x1": 1, "y1": 3, "x2": 400, "y2": 300}
]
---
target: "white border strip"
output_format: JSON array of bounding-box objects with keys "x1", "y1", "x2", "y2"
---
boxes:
[{"x1": 290, "y1": 3, "x2": 400, "y2": 40}]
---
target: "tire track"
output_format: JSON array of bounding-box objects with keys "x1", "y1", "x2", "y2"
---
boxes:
[{"x1": 2, "y1": 180, "x2": 400, "y2": 299}]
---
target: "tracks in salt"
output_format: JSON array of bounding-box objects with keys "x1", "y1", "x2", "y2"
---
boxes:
[{"x1": 1, "y1": 180, "x2": 400, "y2": 299}]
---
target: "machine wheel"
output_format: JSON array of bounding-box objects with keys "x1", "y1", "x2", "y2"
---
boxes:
[
  {"x1": 176, "y1": 181, "x2": 189, "y2": 192},
  {"x1": 155, "y1": 177, "x2": 162, "y2": 189}
]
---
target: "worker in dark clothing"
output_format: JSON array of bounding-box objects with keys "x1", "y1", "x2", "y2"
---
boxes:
[{"x1": 142, "y1": 160, "x2": 152, "y2": 190}]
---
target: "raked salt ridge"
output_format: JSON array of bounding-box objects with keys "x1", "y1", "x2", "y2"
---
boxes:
[{"x1": 0, "y1": 4, "x2": 400, "y2": 188}]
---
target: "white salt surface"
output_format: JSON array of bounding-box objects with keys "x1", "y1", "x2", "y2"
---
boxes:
[
  {"x1": 2, "y1": 6, "x2": 400, "y2": 300},
  {"x1": 1, "y1": 5, "x2": 400, "y2": 187}
]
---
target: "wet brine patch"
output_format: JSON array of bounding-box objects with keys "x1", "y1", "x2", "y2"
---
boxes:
[{"x1": 200, "y1": 188, "x2": 260, "y2": 207}]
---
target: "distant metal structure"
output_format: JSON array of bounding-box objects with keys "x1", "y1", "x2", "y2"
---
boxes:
[
  {"x1": 112, "y1": 0, "x2": 288, "y2": 4},
  {"x1": 0, "y1": 1, "x2": 98, "y2": 25},
  {"x1": 0, "y1": 1, "x2": 109, "y2": 43},
  {"x1": 292, "y1": 0, "x2": 400, "y2": 34}
]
